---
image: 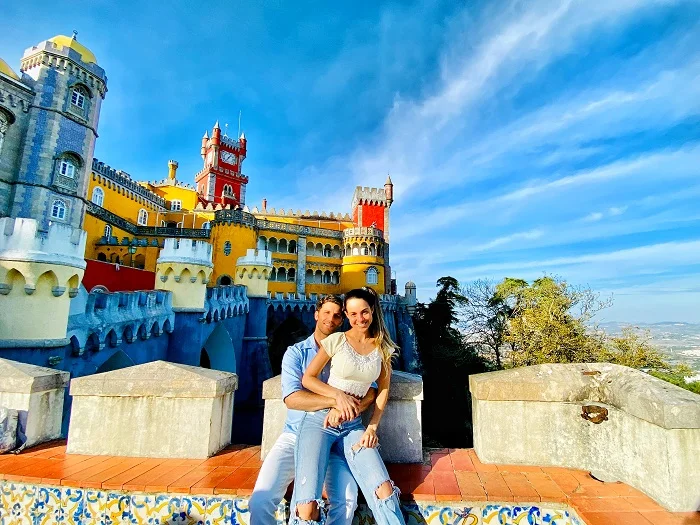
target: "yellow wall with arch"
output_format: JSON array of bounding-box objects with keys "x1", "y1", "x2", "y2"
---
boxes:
[{"x1": 210, "y1": 223, "x2": 257, "y2": 285}]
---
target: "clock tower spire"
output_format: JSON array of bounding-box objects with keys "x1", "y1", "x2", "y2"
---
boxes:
[{"x1": 195, "y1": 121, "x2": 248, "y2": 207}]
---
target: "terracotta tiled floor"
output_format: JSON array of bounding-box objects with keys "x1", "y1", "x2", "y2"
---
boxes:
[{"x1": 1, "y1": 441, "x2": 698, "y2": 525}]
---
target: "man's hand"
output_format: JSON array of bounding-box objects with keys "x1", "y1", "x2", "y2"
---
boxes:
[
  {"x1": 334, "y1": 391, "x2": 360, "y2": 421},
  {"x1": 323, "y1": 408, "x2": 344, "y2": 428}
]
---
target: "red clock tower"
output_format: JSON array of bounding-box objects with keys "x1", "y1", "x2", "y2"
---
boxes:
[{"x1": 195, "y1": 121, "x2": 249, "y2": 207}]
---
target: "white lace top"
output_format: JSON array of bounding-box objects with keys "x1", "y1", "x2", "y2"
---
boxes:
[{"x1": 322, "y1": 332, "x2": 382, "y2": 397}]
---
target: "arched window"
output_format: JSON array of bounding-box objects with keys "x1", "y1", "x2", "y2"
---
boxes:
[
  {"x1": 288, "y1": 268, "x2": 296, "y2": 282},
  {"x1": 288, "y1": 240, "x2": 297, "y2": 254},
  {"x1": 91, "y1": 186, "x2": 104, "y2": 206},
  {"x1": 323, "y1": 245, "x2": 332, "y2": 257},
  {"x1": 137, "y1": 209, "x2": 148, "y2": 226},
  {"x1": 104, "y1": 225, "x2": 112, "y2": 239},
  {"x1": 223, "y1": 241, "x2": 232, "y2": 256},
  {"x1": 222, "y1": 184, "x2": 233, "y2": 197},
  {"x1": 70, "y1": 86, "x2": 88, "y2": 109},
  {"x1": 171, "y1": 199, "x2": 182, "y2": 211},
  {"x1": 51, "y1": 199, "x2": 67, "y2": 220},
  {"x1": 366, "y1": 267, "x2": 378, "y2": 285},
  {"x1": 201, "y1": 221, "x2": 211, "y2": 230},
  {"x1": 97, "y1": 252, "x2": 107, "y2": 262}
]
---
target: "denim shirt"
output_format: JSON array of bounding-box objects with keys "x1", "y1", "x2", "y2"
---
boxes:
[{"x1": 281, "y1": 334, "x2": 330, "y2": 434}]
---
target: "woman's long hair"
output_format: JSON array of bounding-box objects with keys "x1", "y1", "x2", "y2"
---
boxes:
[{"x1": 344, "y1": 287, "x2": 399, "y2": 364}]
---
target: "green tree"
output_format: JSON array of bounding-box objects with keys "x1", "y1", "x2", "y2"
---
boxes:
[
  {"x1": 413, "y1": 277, "x2": 489, "y2": 447},
  {"x1": 493, "y1": 276, "x2": 608, "y2": 366}
]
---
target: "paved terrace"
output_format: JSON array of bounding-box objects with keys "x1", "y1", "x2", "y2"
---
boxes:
[{"x1": 1, "y1": 441, "x2": 698, "y2": 525}]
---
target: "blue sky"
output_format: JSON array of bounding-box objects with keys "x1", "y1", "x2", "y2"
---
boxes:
[{"x1": 3, "y1": 0, "x2": 700, "y2": 323}]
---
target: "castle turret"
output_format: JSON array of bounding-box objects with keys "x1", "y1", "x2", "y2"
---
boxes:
[
  {"x1": 234, "y1": 249, "x2": 273, "y2": 298},
  {"x1": 340, "y1": 226, "x2": 386, "y2": 294},
  {"x1": 200, "y1": 131, "x2": 208, "y2": 159},
  {"x1": 384, "y1": 174, "x2": 394, "y2": 206},
  {"x1": 0, "y1": 217, "x2": 86, "y2": 341},
  {"x1": 8, "y1": 33, "x2": 107, "y2": 230},
  {"x1": 405, "y1": 281, "x2": 417, "y2": 314},
  {"x1": 155, "y1": 239, "x2": 213, "y2": 312}
]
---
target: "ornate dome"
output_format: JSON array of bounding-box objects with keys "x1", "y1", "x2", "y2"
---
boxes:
[
  {"x1": 405, "y1": 281, "x2": 416, "y2": 288},
  {"x1": 0, "y1": 58, "x2": 20, "y2": 80},
  {"x1": 48, "y1": 34, "x2": 97, "y2": 64}
]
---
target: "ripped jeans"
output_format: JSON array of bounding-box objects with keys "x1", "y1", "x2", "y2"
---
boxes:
[{"x1": 291, "y1": 409, "x2": 405, "y2": 525}]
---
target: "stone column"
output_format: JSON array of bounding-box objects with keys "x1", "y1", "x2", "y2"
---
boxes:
[
  {"x1": 234, "y1": 249, "x2": 273, "y2": 443},
  {"x1": 296, "y1": 234, "x2": 306, "y2": 297},
  {"x1": 0, "y1": 357, "x2": 70, "y2": 447}
]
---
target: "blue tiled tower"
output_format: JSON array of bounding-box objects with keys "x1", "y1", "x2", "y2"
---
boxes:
[{"x1": 7, "y1": 33, "x2": 107, "y2": 229}]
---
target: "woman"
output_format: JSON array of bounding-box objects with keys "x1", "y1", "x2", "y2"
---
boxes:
[{"x1": 292, "y1": 287, "x2": 405, "y2": 525}]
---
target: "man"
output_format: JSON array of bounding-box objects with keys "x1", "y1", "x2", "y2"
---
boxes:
[{"x1": 249, "y1": 295, "x2": 377, "y2": 525}]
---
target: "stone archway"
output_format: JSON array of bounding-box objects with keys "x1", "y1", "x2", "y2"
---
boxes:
[
  {"x1": 266, "y1": 309, "x2": 312, "y2": 375},
  {"x1": 201, "y1": 323, "x2": 236, "y2": 374}
]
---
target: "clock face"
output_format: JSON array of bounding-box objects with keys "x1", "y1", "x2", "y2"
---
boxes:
[{"x1": 220, "y1": 151, "x2": 237, "y2": 165}]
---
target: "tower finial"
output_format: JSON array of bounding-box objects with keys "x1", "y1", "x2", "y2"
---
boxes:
[
  {"x1": 72, "y1": 30, "x2": 78, "y2": 40},
  {"x1": 213, "y1": 120, "x2": 220, "y2": 129}
]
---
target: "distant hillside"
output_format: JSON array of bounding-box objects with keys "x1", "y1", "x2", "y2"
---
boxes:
[{"x1": 599, "y1": 322, "x2": 700, "y2": 375}]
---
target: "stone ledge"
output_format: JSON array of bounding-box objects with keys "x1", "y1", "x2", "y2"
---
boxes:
[
  {"x1": 469, "y1": 363, "x2": 700, "y2": 429},
  {"x1": 69, "y1": 360, "x2": 238, "y2": 398},
  {"x1": 0, "y1": 358, "x2": 70, "y2": 393},
  {"x1": 262, "y1": 370, "x2": 423, "y2": 401}
]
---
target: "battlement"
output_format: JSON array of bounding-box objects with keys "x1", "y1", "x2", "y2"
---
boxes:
[
  {"x1": 157, "y1": 239, "x2": 213, "y2": 267},
  {"x1": 203, "y1": 285, "x2": 249, "y2": 322},
  {"x1": 0, "y1": 217, "x2": 86, "y2": 269},
  {"x1": 351, "y1": 186, "x2": 388, "y2": 206},
  {"x1": 20, "y1": 38, "x2": 107, "y2": 84},
  {"x1": 252, "y1": 207, "x2": 352, "y2": 221},
  {"x1": 92, "y1": 158, "x2": 166, "y2": 209},
  {"x1": 150, "y1": 178, "x2": 196, "y2": 190},
  {"x1": 343, "y1": 226, "x2": 384, "y2": 240},
  {"x1": 67, "y1": 289, "x2": 174, "y2": 354},
  {"x1": 236, "y1": 249, "x2": 272, "y2": 267}
]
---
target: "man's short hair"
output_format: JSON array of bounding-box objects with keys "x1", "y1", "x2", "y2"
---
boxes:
[{"x1": 315, "y1": 294, "x2": 343, "y2": 312}]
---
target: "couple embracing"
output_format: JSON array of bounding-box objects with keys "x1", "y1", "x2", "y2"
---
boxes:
[{"x1": 250, "y1": 288, "x2": 406, "y2": 525}]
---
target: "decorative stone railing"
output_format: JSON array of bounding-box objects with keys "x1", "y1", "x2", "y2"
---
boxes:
[
  {"x1": 342, "y1": 226, "x2": 384, "y2": 240},
  {"x1": 469, "y1": 363, "x2": 700, "y2": 512},
  {"x1": 256, "y1": 219, "x2": 344, "y2": 240},
  {"x1": 86, "y1": 202, "x2": 211, "y2": 239},
  {"x1": 67, "y1": 289, "x2": 174, "y2": 353},
  {"x1": 261, "y1": 371, "x2": 423, "y2": 463}
]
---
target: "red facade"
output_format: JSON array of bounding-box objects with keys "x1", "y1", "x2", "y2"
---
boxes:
[{"x1": 83, "y1": 259, "x2": 156, "y2": 292}]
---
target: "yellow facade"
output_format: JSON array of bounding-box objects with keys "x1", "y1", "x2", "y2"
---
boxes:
[
  {"x1": 0, "y1": 261, "x2": 82, "y2": 340},
  {"x1": 84, "y1": 159, "x2": 390, "y2": 295}
]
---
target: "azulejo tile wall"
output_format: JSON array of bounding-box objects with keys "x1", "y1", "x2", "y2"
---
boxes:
[{"x1": 0, "y1": 481, "x2": 585, "y2": 525}]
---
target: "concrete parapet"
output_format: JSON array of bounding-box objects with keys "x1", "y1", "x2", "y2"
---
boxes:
[
  {"x1": 0, "y1": 358, "x2": 69, "y2": 447},
  {"x1": 469, "y1": 363, "x2": 700, "y2": 512},
  {"x1": 67, "y1": 361, "x2": 238, "y2": 458},
  {"x1": 261, "y1": 370, "x2": 423, "y2": 463}
]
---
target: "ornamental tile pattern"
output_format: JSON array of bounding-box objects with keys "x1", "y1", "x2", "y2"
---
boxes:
[{"x1": 2, "y1": 443, "x2": 698, "y2": 525}]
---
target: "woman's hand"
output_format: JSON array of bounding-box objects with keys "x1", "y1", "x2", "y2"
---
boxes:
[
  {"x1": 323, "y1": 408, "x2": 344, "y2": 428},
  {"x1": 334, "y1": 391, "x2": 360, "y2": 422},
  {"x1": 358, "y1": 425, "x2": 379, "y2": 449}
]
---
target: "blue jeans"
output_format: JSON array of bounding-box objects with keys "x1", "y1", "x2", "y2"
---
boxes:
[{"x1": 292, "y1": 409, "x2": 405, "y2": 525}]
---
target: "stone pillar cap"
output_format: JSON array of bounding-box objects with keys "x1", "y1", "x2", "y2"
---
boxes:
[
  {"x1": 469, "y1": 363, "x2": 700, "y2": 429},
  {"x1": 262, "y1": 370, "x2": 423, "y2": 401},
  {"x1": 0, "y1": 358, "x2": 70, "y2": 393},
  {"x1": 70, "y1": 360, "x2": 238, "y2": 398}
]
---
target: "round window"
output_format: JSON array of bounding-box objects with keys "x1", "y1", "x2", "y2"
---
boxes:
[{"x1": 223, "y1": 241, "x2": 232, "y2": 256}]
